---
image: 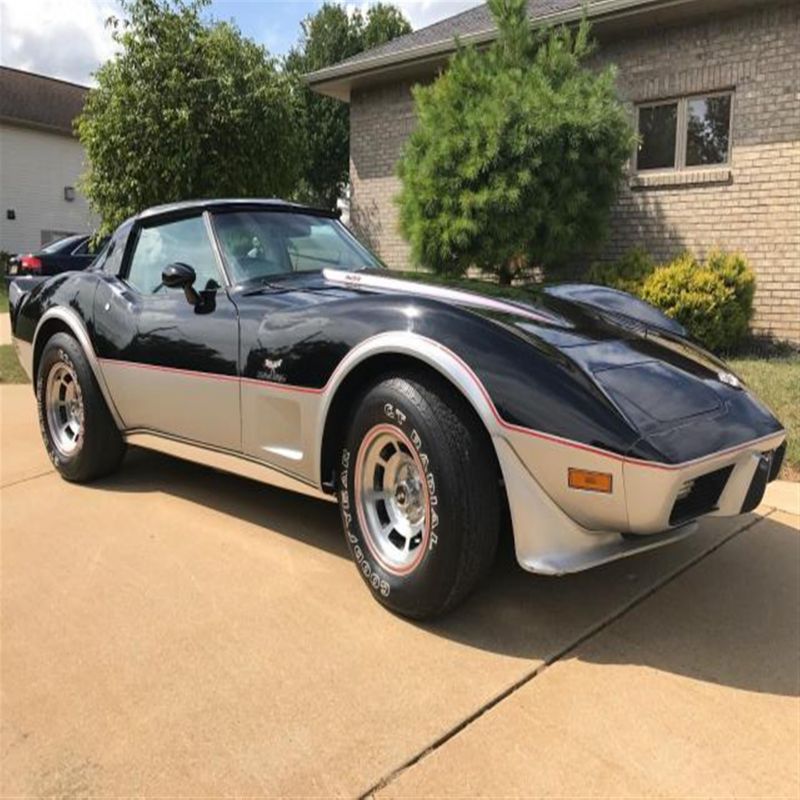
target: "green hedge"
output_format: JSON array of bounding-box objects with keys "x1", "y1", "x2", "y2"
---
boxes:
[
  {"x1": 588, "y1": 249, "x2": 755, "y2": 352},
  {"x1": 586, "y1": 248, "x2": 654, "y2": 295}
]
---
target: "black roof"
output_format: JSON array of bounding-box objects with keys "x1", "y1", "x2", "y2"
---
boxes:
[{"x1": 135, "y1": 198, "x2": 337, "y2": 222}]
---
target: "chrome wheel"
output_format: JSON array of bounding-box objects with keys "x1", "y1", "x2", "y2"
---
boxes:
[
  {"x1": 355, "y1": 424, "x2": 430, "y2": 575},
  {"x1": 45, "y1": 358, "x2": 84, "y2": 456}
]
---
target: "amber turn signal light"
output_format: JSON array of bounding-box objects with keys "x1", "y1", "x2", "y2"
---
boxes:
[{"x1": 568, "y1": 468, "x2": 613, "y2": 493}]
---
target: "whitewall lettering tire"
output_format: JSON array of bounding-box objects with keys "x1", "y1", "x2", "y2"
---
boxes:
[{"x1": 339, "y1": 373, "x2": 501, "y2": 619}]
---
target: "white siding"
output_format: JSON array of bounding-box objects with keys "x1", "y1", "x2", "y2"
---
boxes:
[{"x1": 0, "y1": 122, "x2": 97, "y2": 254}]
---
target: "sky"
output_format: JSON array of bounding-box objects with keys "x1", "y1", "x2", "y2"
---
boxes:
[{"x1": 0, "y1": 0, "x2": 483, "y2": 86}]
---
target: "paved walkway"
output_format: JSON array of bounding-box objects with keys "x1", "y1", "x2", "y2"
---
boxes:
[
  {"x1": 0, "y1": 312, "x2": 11, "y2": 346},
  {"x1": 1, "y1": 384, "x2": 798, "y2": 797}
]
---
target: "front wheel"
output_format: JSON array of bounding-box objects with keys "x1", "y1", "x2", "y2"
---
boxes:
[
  {"x1": 338, "y1": 373, "x2": 501, "y2": 619},
  {"x1": 36, "y1": 332, "x2": 126, "y2": 482}
]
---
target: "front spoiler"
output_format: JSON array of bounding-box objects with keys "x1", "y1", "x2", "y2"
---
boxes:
[{"x1": 495, "y1": 430, "x2": 785, "y2": 576}]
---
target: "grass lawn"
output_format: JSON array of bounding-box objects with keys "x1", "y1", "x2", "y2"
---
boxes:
[
  {"x1": 729, "y1": 356, "x2": 799, "y2": 480},
  {"x1": 0, "y1": 345, "x2": 29, "y2": 384},
  {"x1": 0, "y1": 282, "x2": 8, "y2": 313}
]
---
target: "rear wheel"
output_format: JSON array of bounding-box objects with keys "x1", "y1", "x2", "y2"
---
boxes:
[
  {"x1": 338, "y1": 373, "x2": 501, "y2": 619},
  {"x1": 37, "y1": 332, "x2": 125, "y2": 482}
]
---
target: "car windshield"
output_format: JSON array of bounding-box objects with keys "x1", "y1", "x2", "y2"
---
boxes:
[
  {"x1": 211, "y1": 211, "x2": 382, "y2": 285},
  {"x1": 40, "y1": 234, "x2": 85, "y2": 254}
]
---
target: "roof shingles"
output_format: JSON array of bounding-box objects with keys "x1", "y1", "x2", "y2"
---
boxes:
[
  {"x1": 0, "y1": 67, "x2": 88, "y2": 136},
  {"x1": 328, "y1": 0, "x2": 583, "y2": 72}
]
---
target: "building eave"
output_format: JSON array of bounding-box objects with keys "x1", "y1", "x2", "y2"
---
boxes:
[
  {"x1": 0, "y1": 116, "x2": 78, "y2": 139},
  {"x1": 305, "y1": 0, "x2": 764, "y2": 101}
]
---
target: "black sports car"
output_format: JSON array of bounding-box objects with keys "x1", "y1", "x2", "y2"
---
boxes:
[
  {"x1": 9, "y1": 199, "x2": 786, "y2": 618},
  {"x1": 8, "y1": 233, "x2": 109, "y2": 277}
]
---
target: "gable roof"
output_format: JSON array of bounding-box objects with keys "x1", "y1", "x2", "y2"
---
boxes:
[
  {"x1": 305, "y1": 0, "x2": 751, "y2": 100},
  {"x1": 0, "y1": 67, "x2": 89, "y2": 136},
  {"x1": 330, "y1": 0, "x2": 581, "y2": 74}
]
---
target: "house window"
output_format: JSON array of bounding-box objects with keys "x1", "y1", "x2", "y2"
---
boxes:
[{"x1": 635, "y1": 92, "x2": 733, "y2": 172}]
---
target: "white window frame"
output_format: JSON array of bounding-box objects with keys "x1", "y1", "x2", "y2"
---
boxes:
[{"x1": 634, "y1": 90, "x2": 734, "y2": 173}]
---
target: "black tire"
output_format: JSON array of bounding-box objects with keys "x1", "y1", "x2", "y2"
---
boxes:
[
  {"x1": 338, "y1": 373, "x2": 501, "y2": 619},
  {"x1": 36, "y1": 332, "x2": 126, "y2": 482}
]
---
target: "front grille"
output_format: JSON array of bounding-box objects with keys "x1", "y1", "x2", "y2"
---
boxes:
[{"x1": 670, "y1": 466, "x2": 734, "y2": 526}]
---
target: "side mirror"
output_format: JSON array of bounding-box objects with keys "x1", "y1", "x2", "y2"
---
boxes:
[
  {"x1": 162, "y1": 262, "x2": 202, "y2": 307},
  {"x1": 162, "y1": 262, "x2": 196, "y2": 289}
]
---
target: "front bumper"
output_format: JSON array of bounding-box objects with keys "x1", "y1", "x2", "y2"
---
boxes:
[
  {"x1": 623, "y1": 432, "x2": 786, "y2": 533},
  {"x1": 496, "y1": 429, "x2": 786, "y2": 575}
]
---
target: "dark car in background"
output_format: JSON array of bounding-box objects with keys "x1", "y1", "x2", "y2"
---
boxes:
[{"x1": 8, "y1": 234, "x2": 108, "y2": 277}]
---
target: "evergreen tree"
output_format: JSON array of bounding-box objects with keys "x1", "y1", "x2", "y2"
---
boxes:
[{"x1": 397, "y1": 0, "x2": 635, "y2": 283}]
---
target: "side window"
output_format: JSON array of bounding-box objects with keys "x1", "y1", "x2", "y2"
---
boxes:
[
  {"x1": 637, "y1": 101, "x2": 678, "y2": 170},
  {"x1": 126, "y1": 216, "x2": 221, "y2": 294},
  {"x1": 685, "y1": 94, "x2": 731, "y2": 166},
  {"x1": 635, "y1": 91, "x2": 733, "y2": 172},
  {"x1": 71, "y1": 239, "x2": 91, "y2": 256}
]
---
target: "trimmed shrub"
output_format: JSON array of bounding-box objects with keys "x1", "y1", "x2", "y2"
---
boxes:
[
  {"x1": 640, "y1": 250, "x2": 755, "y2": 352},
  {"x1": 587, "y1": 248, "x2": 654, "y2": 295}
]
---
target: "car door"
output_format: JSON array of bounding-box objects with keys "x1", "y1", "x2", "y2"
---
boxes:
[{"x1": 94, "y1": 212, "x2": 241, "y2": 451}]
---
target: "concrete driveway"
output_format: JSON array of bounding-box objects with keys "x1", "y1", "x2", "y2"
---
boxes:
[
  {"x1": 0, "y1": 312, "x2": 11, "y2": 346},
  {"x1": 2, "y1": 384, "x2": 798, "y2": 797}
]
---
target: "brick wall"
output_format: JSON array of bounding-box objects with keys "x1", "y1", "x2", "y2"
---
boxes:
[
  {"x1": 349, "y1": 2, "x2": 800, "y2": 343},
  {"x1": 350, "y1": 81, "x2": 418, "y2": 267},
  {"x1": 593, "y1": 2, "x2": 800, "y2": 343}
]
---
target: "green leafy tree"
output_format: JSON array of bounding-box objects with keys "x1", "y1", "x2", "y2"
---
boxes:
[
  {"x1": 287, "y1": 3, "x2": 411, "y2": 209},
  {"x1": 77, "y1": 0, "x2": 300, "y2": 233},
  {"x1": 397, "y1": 0, "x2": 635, "y2": 283}
]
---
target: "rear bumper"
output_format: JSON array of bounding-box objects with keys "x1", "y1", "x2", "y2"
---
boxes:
[{"x1": 496, "y1": 429, "x2": 786, "y2": 576}]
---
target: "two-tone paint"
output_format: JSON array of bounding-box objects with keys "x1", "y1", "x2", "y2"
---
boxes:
[{"x1": 10, "y1": 199, "x2": 786, "y2": 575}]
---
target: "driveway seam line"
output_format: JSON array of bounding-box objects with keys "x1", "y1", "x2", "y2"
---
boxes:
[
  {"x1": 360, "y1": 510, "x2": 775, "y2": 799},
  {"x1": 1, "y1": 469, "x2": 56, "y2": 489}
]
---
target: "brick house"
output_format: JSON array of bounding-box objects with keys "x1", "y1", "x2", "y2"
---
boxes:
[{"x1": 307, "y1": 0, "x2": 800, "y2": 344}]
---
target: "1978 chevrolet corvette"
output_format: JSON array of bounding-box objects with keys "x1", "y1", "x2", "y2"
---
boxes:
[{"x1": 9, "y1": 199, "x2": 786, "y2": 618}]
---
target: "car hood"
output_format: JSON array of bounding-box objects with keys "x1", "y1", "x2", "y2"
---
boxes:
[
  {"x1": 306, "y1": 270, "x2": 781, "y2": 447},
  {"x1": 316, "y1": 268, "x2": 680, "y2": 343},
  {"x1": 316, "y1": 267, "x2": 711, "y2": 363}
]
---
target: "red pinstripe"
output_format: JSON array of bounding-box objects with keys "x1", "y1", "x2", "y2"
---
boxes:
[{"x1": 98, "y1": 349, "x2": 783, "y2": 473}]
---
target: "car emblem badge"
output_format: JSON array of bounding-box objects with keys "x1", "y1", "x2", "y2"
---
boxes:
[
  {"x1": 717, "y1": 371, "x2": 741, "y2": 389},
  {"x1": 262, "y1": 358, "x2": 286, "y2": 383}
]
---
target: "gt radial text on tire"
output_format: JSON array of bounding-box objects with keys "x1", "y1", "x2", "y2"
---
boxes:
[
  {"x1": 36, "y1": 332, "x2": 126, "y2": 482},
  {"x1": 338, "y1": 373, "x2": 501, "y2": 619}
]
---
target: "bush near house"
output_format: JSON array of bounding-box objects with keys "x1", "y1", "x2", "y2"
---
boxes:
[
  {"x1": 397, "y1": 0, "x2": 635, "y2": 285},
  {"x1": 588, "y1": 249, "x2": 755, "y2": 352},
  {"x1": 586, "y1": 248, "x2": 653, "y2": 296}
]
